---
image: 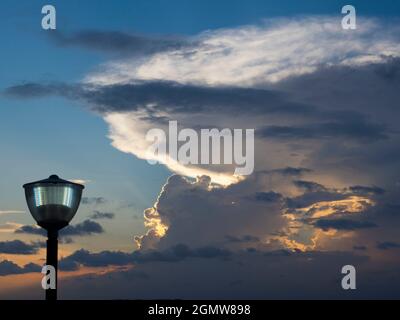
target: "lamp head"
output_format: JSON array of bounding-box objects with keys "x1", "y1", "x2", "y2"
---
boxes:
[{"x1": 23, "y1": 175, "x2": 84, "y2": 231}]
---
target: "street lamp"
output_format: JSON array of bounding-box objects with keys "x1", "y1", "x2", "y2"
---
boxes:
[{"x1": 23, "y1": 175, "x2": 84, "y2": 300}]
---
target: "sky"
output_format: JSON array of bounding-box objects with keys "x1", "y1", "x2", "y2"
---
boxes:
[{"x1": 0, "y1": 0, "x2": 400, "y2": 299}]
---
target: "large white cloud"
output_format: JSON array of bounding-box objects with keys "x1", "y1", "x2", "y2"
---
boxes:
[
  {"x1": 85, "y1": 17, "x2": 400, "y2": 87},
  {"x1": 79, "y1": 16, "x2": 400, "y2": 188}
]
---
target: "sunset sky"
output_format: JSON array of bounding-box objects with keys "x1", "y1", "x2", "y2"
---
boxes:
[{"x1": 1, "y1": 0, "x2": 400, "y2": 299}]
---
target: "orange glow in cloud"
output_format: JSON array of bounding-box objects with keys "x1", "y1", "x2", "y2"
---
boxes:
[
  {"x1": 274, "y1": 196, "x2": 375, "y2": 251},
  {"x1": 294, "y1": 196, "x2": 374, "y2": 218}
]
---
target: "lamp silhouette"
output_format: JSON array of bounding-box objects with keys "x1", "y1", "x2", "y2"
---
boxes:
[{"x1": 23, "y1": 175, "x2": 84, "y2": 300}]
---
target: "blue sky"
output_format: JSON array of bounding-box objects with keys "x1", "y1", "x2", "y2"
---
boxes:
[{"x1": 1, "y1": 0, "x2": 400, "y2": 299}]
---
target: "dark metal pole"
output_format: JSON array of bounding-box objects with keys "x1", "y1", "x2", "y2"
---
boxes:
[{"x1": 46, "y1": 229, "x2": 58, "y2": 301}]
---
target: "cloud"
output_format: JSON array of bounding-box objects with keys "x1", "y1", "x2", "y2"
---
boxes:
[
  {"x1": 266, "y1": 167, "x2": 312, "y2": 176},
  {"x1": 48, "y1": 249, "x2": 381, "y2": 299},
  {"x1": 376, "y1": 241, "x2": 400, "y2": 250},
  {"x1": 4, "y1": 82, "x2": 75, "y2": 99},
  {"x1": 60, "y1": 249, "x2": 133, "y2": 271},
  {"x1": 15, "y1": 220, "x2": 104, "y2": 237},
  {"x1": 134, "y1": 174, "x2": 286, "y2": 250},
  {"x1": 6, "y1": 245, "x2": 400, "y2": 299},
  {"x1": 313, "y1": 219, "x2": 377, "y2": 231},
  {"x1": 131, "y1": 170, "x2": 383, "y2": 254},
  {"x1": 69, "y1": 179, "x2": 90, "y2": 185},
  {"x1": 258, "y1": 120, "x2": 387, "y2": 142},
  {"x1": 255, "y1": 191, "x2": 282, "y2": 202},
  {"x1": 5, "y1": 68, "x2": 392, "y2": 183},
  {"x1": 5, "y1": 29, "x2": 400, "y2": 182},
  {"x1": 293, "y1": 180, "x2": 327, "y2": 192},
  {"x1": 225, "y1": 235, "x2": 260, "y2": 243},
  {"x1": 286, "y1": 182, "x2": 377, "y2": 214},
  {"x1": 0, "y1": 240, "x2": 44, "y2": 255},
  {"x1": 353, "y1": 245, "x2": 367, "y2": 251},
  {"x1": 83, "y1": 17, "x2": 400, "y2": 86},
  {"x1": 4, "y1": 81, "x2": 315, "y2": 117},
  {"x1": 89, "y1": 211, "x2": 115, "y2": 220},
  {"x1": 0, "y1": 222, "x2": 23, "y2": 233},
  {"x1": 81, "y1": 197, "x2": 107, "y2": 205},
  {"x1": 59, "y1": 244, "x2": 231, "y2": 271},
  {"x1": 62, "y1": 220, "x2": 104, "y2": 236},
  {"x1": 14, "y1": 225, "x2": 46, "y2": 236},
  {"x1": 0, "y1": 260, "x2": 41, "y2": 276},
  {"x1": 0, "y1": 210, "x2": 24, "y2": 215},
  {"x1": 49, "y1": 30, "x2": 189, "y2": 56},
  {"x1": 285, "y1": 190, "x2": 347, "y2": 210},
  {"x1": 348, "y1": 185, "x2": 386, "y2": 196}
]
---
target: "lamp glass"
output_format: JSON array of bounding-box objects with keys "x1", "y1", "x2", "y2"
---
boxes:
[
  {"x1": 33, "y1": 185, "x2": 75, "y2": 208},
  {"x1": 23, "y1": 176, "x2": 84, "y2": 230}
]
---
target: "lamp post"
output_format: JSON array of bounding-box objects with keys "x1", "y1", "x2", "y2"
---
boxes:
[{"x1": 23, "y1": 175, "x2": 84, "y2": 301}]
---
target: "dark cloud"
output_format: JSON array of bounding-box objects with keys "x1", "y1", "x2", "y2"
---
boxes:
[
  {"x1": 0, "y1": 260, "x2": 41, "y2": 276},
  {"x1": 191, "y1": 246, "x2": 231, "y2": 259},
  {"x1": 3, "y1": 82, "x2": 80, "y2": 100},
  {"x1": 263, "y1": 249, "x2": 293, "y2": 257},
  {"x1": 348, "y1": 185, "x2": 386, "y2": 196},
  {"x1": 60, "y1": 249, "x2": 132, "y2": 271},
  {"x1": 15, "y1": 220, "x2": 104, "y2": 237},
  {"x1": 15, "y1": 225, "x2": 46, "y2": 236},
  {"x1": 22, "y1": 262, "x2": 42, "y2": 273},
  {"x1": 286, "y1": 181, "x2": 386, "y2": 212},
  {"x1": 81, "y1": 197, "x2": 107, "y2": 205},
  {"x1": 276, "y1": 57, "x2": 400, "y2": 122},
  {"x1": 3, "y1": 81, "x2": 317, "y2": 116},
  {"x1": 353, "y1": 245, "x2": 367, "y2": 251},
  {"x1": 376, "y1": 241, "x2": 400, "y2": 250},
  {"x1": 285, "y1": 190, "x2": 346, "y2": 210},
  {"x1": 61, "y1": 220, "x2": 104, "y2": 236},
  {"x1": 0, "y1": 240, "x2": 44, "y2": 255},
  {"x1": 288, "y1": 179, "x2": 383, "y2": 217},
  {"x1": 4, "y1": 65, "x2": 391, "y2": 145},
  {"x1": 255, "y1": 191, "x2": 282, "y2": 202},
  {"x1": 225, "y1": 235, "x2": 260, "y2": 243},
  {"x1": 293, "y1": 180, "x2": 326, "y2": 192},
  {"x1": 49, "y1": 30, "x2": 189, "y2": 56},
  {"x1": 268, "y1": 167, "x2": 312, "y2": 176},
  {"x1": 80, "y1": 82, "x2": 313, "y2": 115},
  {"x1": 89, "y1": 211, "x2": 115, "y2": 220},
  {"x1": 48, "y1": 249, "x2": 379, "y2": 299},
  {"x1": 286, "y1": 180, "x2": 353, "y2": 211},
  {"x1": 380, "y1": 203, "x2": 400, "y2": 216},
  {"x1": 3, "y1": 58, "x2": 398, "y2": 144},
  {"x1": 258, "y1": 120, "x2": 387, "y2": 142},
  {"x1": 270, "y1": 57, "x2": 400, "y2": 187},
  {"x1": 313, "y1": 219, "x2": 377, "y2": 231},
  {"x1": 134, "y1": 244, "x2": 231, "y2": 263},
  {"x1": 60, "y1": 244, "x2": 231, "y2": 271}
]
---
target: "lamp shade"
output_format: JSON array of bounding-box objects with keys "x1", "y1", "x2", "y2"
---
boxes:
[{"x1": 23, "y1": 175, "x2": 84, "y2": 230}]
